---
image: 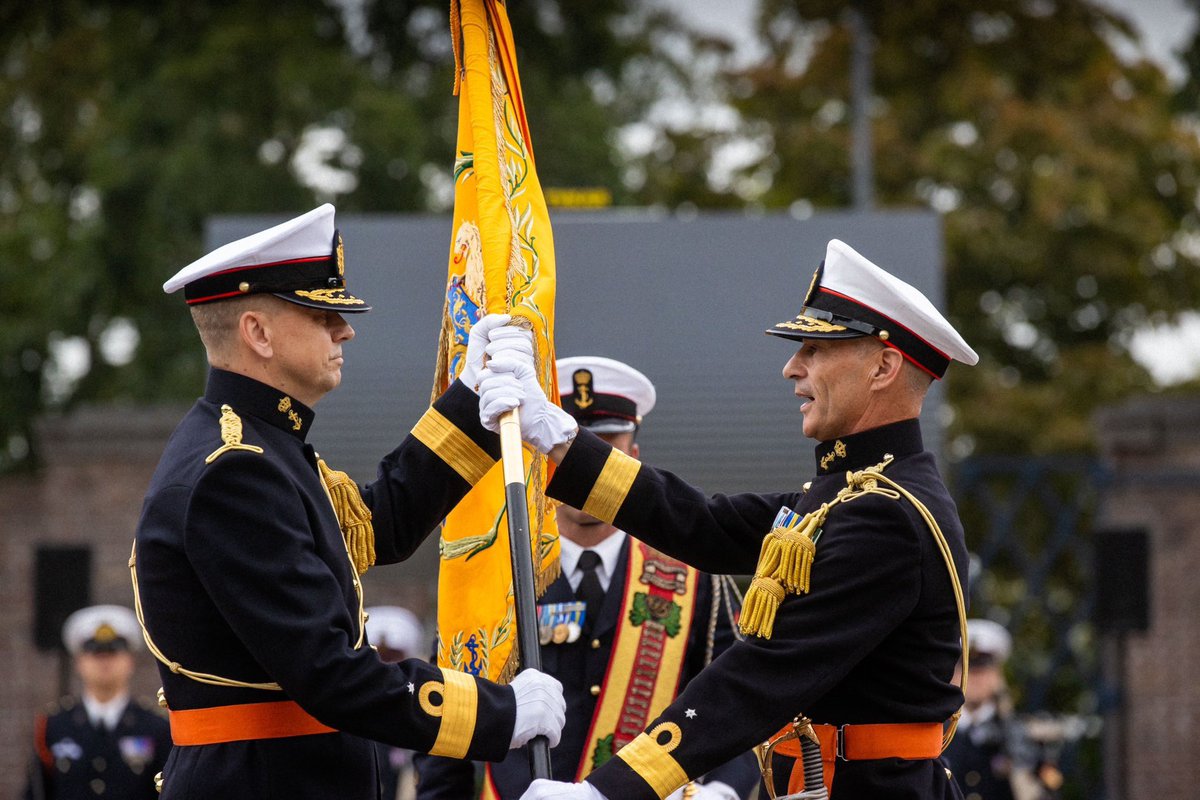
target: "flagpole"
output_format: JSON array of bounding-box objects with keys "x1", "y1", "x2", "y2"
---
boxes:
[{"x1": 499, "y1": 408, "x2": 553, "y2": 780}]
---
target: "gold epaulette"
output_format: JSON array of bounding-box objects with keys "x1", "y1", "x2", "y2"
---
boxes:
[{"x1": 205, "y1": 405, "x2": 264, "y2": 463}]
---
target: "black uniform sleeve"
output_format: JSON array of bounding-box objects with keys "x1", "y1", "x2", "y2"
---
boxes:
[
  {"x1": 366, "y1": 379, "x2": 502, "y2": 565},
  {"x1": 684, "y1": 576, "x2": 760, "y2": 798},
  {"x1": 547, "y1": 429, "x2": 799, "y2": 576},
  {"x1": 582, "y1": 492, "x2": 924, "y2": 799},
  {"x1": 185, "y1": 449, "x2": 515, "y2": 761}
]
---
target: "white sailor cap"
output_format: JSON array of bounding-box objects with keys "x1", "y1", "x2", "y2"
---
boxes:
[
  {"x1": 163, "y1": 203, "x2": 370, "y2": 312},
  {"x1": 767, "y1": 239, "x2": 977, "y2": 379},
  {"x1": 364, "y1": 606, "x2": 425, "y2": 657},
  {"x1": 967, "y1": 618, "x2": 1012, "y2": 664},
  {"x1": 62, "y1": 605, "x2": 142, "y2": 655},
  {"x1": 556, "y1": 356, "x2": 656, "y2": 434}
]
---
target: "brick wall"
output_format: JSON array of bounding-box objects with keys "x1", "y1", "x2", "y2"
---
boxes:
[
  {"x1": 1095, "y1": 395, "x2": 1200, "y2": 800},
  {"x1": 0, "y1": 402, "x2": 442, "y2": 799}
]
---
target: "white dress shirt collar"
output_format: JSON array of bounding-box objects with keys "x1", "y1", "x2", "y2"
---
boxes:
[
  {"x1": 83, "y1": 692, "x2": 129, "y2": 732},
  {"x1": 559, "y1": 530, "x2": 627, "y2": 593}
]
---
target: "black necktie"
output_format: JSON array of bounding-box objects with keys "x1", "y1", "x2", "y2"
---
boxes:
[{"x1": 575, "y1": 550, "x2": 605, "y2": 636}]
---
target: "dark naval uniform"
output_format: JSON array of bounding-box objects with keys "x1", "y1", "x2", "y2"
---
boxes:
[
  {"x1": 134, "y1": 368, "x2": 517, "y2": 800},
  {"x1": 413, "y1": 535, "x2": 760, "y2": 799},
  {"x1": 544, "y1": 418, "x2": 969, "y2": 800},
  {"x1": 26, "y1": 696, "x2": 171, "y2": 800}
]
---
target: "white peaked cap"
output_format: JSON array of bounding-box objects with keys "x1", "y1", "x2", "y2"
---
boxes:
[
  {"x1": 62, "y1": 604, "x2": 142, "y2": 655},
  {"x1": 162, "y1": 203, "x2": 370, "y2": 312},
  {"x1": 365, "y1": 606, "x2": 425, "y2": 655},
  {"x1": 968, "y1": 619, "x2": 1012, "y2": 662},
  {"x1": 768, "y1": 239, "x2": 977, "y2": 379},
  {"x1": 557, "y1": 356, "x2": 656, "y2": 434}
]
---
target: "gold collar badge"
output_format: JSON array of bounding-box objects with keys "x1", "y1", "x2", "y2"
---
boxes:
[
  {"x1": 819, "y1": 439, "x2": 847, "y2": 472},
  {"x1": 278, "y1": 396, "x2": 303, "y2": 431}
]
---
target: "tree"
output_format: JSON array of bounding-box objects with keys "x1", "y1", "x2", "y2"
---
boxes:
[{"x1": 725, "y1": 0, "x2": 1200, "y2": 456}]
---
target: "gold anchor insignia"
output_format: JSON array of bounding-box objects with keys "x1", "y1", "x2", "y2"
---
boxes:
[
  {"x1": 819, "y1": 439, "x2": 847, "y2": 471},
  {"x1": 803, "y1": 263, "x2": 823, "y2": 306},
  {"x1": 573, "y1": 369, "x2": 594, "y2": 409},
  {"x1": 336, "y1": 234, "x2": 345, "y2": 278},
  {"x1": 277, "y1": 396, "x2": 303, "y2": 431},
  {"x1": 205, "y1": 405, "x2": 265, "y2": 463}
]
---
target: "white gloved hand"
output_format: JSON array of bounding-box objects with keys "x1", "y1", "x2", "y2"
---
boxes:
[
  {"x1": 509, "y1": 669, "x2": 566, "y2": 749},
  {"x1": 458, "y1": 313, "x2": 513, "y2": 394},
  {"x1": 477, "y1": 357, "x2": 578, "y2": 454},
  {"x1": 666, "y1": 781, "x2": 739, "y2": 800},
  {"x1": 518, "y1": 780, "x2": 608, "y2": 800}
]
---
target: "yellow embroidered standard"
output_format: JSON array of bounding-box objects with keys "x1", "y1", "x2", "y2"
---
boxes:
[{"x1": 205, "y1": 405, "x2": 264, "y2": 464}]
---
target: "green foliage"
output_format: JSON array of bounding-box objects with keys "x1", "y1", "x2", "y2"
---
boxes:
[{"x1": 731, "y1": 0, "x2": 1200, "y2": 455}]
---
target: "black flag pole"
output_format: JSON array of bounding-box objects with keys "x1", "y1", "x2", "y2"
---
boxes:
[{"x1": 499, "y1": 405, "x2": 553, "y2": 780}]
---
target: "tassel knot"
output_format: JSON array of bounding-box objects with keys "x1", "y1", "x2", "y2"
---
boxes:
[
  {"x1": 739, "y1": 576, "x2": 786, "y2": 639},
  {"x1": 318, "y1": 459, "x2": 376, "y2": 575}
]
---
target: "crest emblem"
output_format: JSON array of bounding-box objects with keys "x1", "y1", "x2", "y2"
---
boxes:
[
  {"x1": 803, "y1": 261, "x2": 824, "y2": 307},
  {"x1": 335, "y1": 232, "x2": 345, "y2": 278},
  {"x1": 573, "y1": 369, "x2": 594, "y2": 409}
]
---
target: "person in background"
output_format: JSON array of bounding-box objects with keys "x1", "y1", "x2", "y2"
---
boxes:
[
  {"x1": 415, "y1": 357, "x2": 758, "y2": 800},
  {"x1": 366, "y1": 606, "x2": 428, "y2": 800},
  {"x1": 25, "y1": 605, "x2": 171, "y2": 800},
  {"x1": 944, "y1": 619, "x2": 1059, "y2": 800}
]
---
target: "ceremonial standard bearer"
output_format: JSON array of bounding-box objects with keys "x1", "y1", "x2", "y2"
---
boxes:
[
  {"x1": 478, "y1": 239, "x2": 978, "y2": 800},
  {"x1": 415, "y1": 358, "x2": 759, "y2": 800},
  {"x1": 25, "y1": 605, "x2": 171, "y2": 800},
  {"x1": 132, "y1": 205, "x2": 565, "y2": 800}
]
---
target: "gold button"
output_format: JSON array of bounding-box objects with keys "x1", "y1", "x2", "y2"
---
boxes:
[
  {"x1": 238, "y1": 281, "x2": 251, "y2": 293},
  {"x1": 879, "y1": 330, "x2": 890, "y2": 341},
  {"x1": 591, "y1": 639, "x2": 601, "y2": 650},
  {"x1": 363, "y1": 611, "x2": 371, "y2": 622},
  {"x1": 590, "y1": 685, "x2": 601, "y2": 696},
  {"x1": 90, "y1": 778, "x2": 105, "y2": 794}
]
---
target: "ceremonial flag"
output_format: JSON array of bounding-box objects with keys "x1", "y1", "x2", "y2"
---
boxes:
[{"x1": 432, "y1": 0, "x2": 560, "y2": 683}]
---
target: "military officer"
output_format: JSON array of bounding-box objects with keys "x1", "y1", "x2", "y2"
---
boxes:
[
  {"x1": 414, "y1": 358, "x2": 759, "y2": 800},
  {"x1": 133, "y1": 204, "x2": 565, "y2": 799},
  {"x1": 25, "y1": 605, "x2": 172, "y2": 800},
  {"x1": 478, "y1": 239, "x2": 979, "y2": 800}
]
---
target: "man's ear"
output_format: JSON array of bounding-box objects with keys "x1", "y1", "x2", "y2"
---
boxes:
[
  {"x1": 239, "y1": 309, "x2": 274, "y2": 359},
  {"x1": 872, "y1": 345, "x2": 906, "y2": 388}
]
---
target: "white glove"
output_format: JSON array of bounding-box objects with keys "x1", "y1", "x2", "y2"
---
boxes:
[
  {"x1": 666, "y1": 781, "x2": 739, "y2": 800},
  {"x1": 519, "y1": 780, "x2": 608, "y2": 800},
  {"x1": 458, "y1": 313, "x2": 514, "y2": 393},
  {"x1": 509, "y1": 669, "x2": 566, "y2": 749},
  {"x1": 477, "y1": 356, "x2": 578, "y2": 454}
]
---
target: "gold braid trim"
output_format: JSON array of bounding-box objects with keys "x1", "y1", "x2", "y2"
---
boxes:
[
  {"x1": 411, "y1": 407, "x2": 496, "y2": 485},
  {"x1": 581, "y1": 448, "x2": 641, "y2": 523},
  {"x1": 424, "y1": 669, "x2": 480, "y2": 759},
  {"x1": 317, "y1": 459, "x2": 376, "y2": 576},
  {"x1": 739, "y1": 504, "x2": 830, "y2": 639},
  {"x1": 615, "y1": 723, "x2": 690, "y2": 799}
]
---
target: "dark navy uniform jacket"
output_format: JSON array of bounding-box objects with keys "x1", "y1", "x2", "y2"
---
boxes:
[
  {"x1": 134, "y1": 369, "x2": 516, "y2": 800},
  {"x1": 544, "y1": 418, "x2": 969, "y2": 800},
  {"x1": 26, "y1": 696, "x2": 172, "y2": 800},
  {"x1": 413, "y1": 535, "x2": 760, "y2": 799}
]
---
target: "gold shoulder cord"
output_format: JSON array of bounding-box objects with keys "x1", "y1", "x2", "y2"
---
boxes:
[{"x1": 740, "y1": 457, "x2": 970, "y2": 753}]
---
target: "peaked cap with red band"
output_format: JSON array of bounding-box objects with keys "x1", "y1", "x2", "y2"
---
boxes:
[
  {"x1": 163, "y1": 204, "x2": 370, "y2": 313},
  {"x1": 766, "y1": 239, "x2": 977, "y2": 379}
]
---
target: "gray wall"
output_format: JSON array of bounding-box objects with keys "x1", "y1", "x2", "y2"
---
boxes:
[{"x1": 209, "y1": 209, "x2": 946, "y2": 589}]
